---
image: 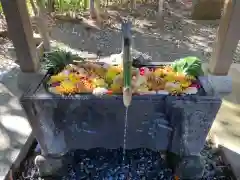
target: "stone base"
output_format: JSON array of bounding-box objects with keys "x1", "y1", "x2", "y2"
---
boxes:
[
  {"x1": 175, "y1": 155, "x2": 204, "y2": 179},
  {"x1": 35, "y1": 155, "x2": 64, "y2": 177}
]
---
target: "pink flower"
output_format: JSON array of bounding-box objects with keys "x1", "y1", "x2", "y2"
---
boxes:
[
  {"x1": 51, "y1": 82, "x2": 60, "y2": 87},
  {"x1": 139, "y1": 68, "x2": 145, "y2": 75},
  {"x1": 190, "y1": 83, "x2": 201, "y2": 89}
]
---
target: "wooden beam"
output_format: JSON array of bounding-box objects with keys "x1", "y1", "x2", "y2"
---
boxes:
[
  {"x1": 1, "y1": 0, "x2": 39, "y2": 72},
  {"x1": 209, "y1": 0, "x2": 240, "y2": 75}
]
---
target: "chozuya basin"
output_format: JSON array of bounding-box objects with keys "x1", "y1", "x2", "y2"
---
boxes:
[{"x1": 20, "y1": 57, "x2": 221, "y2": 179}]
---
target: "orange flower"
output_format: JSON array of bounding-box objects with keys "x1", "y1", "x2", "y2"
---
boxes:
[{"x1": 76, "y1": 79, "x2": 93, "y2": 93}]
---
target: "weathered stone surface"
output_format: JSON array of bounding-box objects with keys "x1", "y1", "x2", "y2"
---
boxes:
[
  {"x1": 22, "y1": 95, "x2": 171, "y2": 155},
  {"x1": 21, "y1": 76, "x2": 221, "y2": 155},
  {"x1": 166, "y1": 95, "x2": 221, "y2": 156},
  {"x1": 20, "y1": 73, "x2": 221, "y2": 177}
]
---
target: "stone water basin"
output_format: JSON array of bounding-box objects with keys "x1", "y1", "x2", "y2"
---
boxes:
[{"x1": 20, "y1": 71, "x2": 222, "y2": 179}]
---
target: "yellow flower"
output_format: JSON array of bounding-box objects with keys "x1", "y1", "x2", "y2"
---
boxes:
[
  {"x1": 110, "y1": 83, "x2": 122, "y2": 93},
  {"x1": 68, "y1": 73, "x2": 80, "y2": 84},
  {"x1": 164, "y1": 72, "x2": 176, "y2": 82},
  {"x1": 92, "y1": 78, "x2": 107, "y2": 88},
  {"x1": 49, "y1": 74, "x2": 67, "y2": 83},
  {"x1": 154, "y1": 68, "x2": 165, "y2": 77},
  {"x1": 55, "y1": 81, "x2": 77, "y2": 94},
  {"x1": 180, "y1": 81, "x2": 192, "y2": 88},
  {"x1": 105, "y1": 67, "x2": 121, "y2": 84},
  {"x1": 76, "y1": 79, "x2": 94, "y2": 93},
  {"x1": 165, "y1": 82, "x2": 183, "y2": 94}
]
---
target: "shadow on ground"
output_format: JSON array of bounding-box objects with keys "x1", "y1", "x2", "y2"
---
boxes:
[
  {"x1": 0, "y1": 68, "x2": 32, "y2": 177},
  {"x1": 50, "y1": 0, "x2": 219, "y2": 62}
]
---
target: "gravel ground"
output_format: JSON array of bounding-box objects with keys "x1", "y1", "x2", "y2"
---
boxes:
[
  {"x1": 0, "y1": 38, "x2": 18, "y2": 81},
  {"x1": 14, "y1": 141, "x2": 235, "y2": 180}
]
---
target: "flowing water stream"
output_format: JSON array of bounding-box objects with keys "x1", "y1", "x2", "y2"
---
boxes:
[{"x1": 122, "y1": 107, "x2": 129, "y2": 163}]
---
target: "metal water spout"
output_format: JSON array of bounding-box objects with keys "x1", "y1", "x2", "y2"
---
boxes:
[{"x1": 121, "y1": 20, "x2": 132, "y2": 107}]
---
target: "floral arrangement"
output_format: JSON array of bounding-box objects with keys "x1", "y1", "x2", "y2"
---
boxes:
[{"x1": 47, "y1": 56, "x2": 203, "y2": 96}]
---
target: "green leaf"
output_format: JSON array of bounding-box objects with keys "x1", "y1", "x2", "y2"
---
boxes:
[{"x1": 171, "y1": 56, "x2": 204, "y2": 77}]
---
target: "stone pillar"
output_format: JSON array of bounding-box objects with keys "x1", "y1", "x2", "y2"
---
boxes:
[
  {"x1": 192, "y1": 0, "x2": 225, "y2": 20},
  {"x1": 0, "y1": 0, "x2": 39, "y2": 72},
  {"x1": 209, "y1": 0, "x2": 240, "y2": 75}
]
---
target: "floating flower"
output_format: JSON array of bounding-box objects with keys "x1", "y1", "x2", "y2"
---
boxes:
[
  {"x1": 55, "y1": 81, "x2": 77, "y2": 94},
  {"x1": 165, "y1": 82, "x2": 183, "y2": 94},
  {"x1": 49, "y1": 74, "x2": 67, "y2": 83},
  {"x1": 76, "y1": 79, "x2": 93, "y2": 93},
  {"x1": 68, "y1": 73, "x2": 81, "y2": 84},
  {"x1": 51, "y1": 82, "x2": 61, "y2": 87},
  {"x1": 184, "y1": 87, "x2": 198, "y2": 94},
  {"x1": 110, "y1": 83, "x2": 122, "y2": 93},
  {"x1": 105, "y1": 67, "x2": 121, "y2": 84},
  {"x1": 180, "y1": 81, "x2": 192, "y2": 88},
  {"x1": 93, "y1": 87, "x2": 109, "y2": 96},
  {"x1": 62, "y1": 70, "x2": 70, "y2": 75},
  {"x1": 154, "y1": 68, "x2": 165, "y2": 77},
  {"x1": 92, "y1": 78, "x2": 108, "y2": 88},
  {"x1": 190, "y1": 83, "x2": 201, "y2": 89}
]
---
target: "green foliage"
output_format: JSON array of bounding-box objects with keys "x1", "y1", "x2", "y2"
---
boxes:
[
  {"x1": 0, "y1": 3, "x2": 2, "y2": 14},
  {"x1": 54, "y1": 0, "x2": 88, "y2": 12},
  {"x1": 43, "y1": 50, "x2": 84, "y2": 74},
  {"x1": 172, "y1": 56, "x2": 204, "y2": 77}
]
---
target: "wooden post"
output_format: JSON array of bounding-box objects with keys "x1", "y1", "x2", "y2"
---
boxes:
[
  {"x1": 36, "y1": 0, "x2": 51, "y2": 51},
  {"x1": 209, "y1": 0, "x2": 240, "y2": 75},
  {"x1": 1, "y1": 0, "x2": 39, "y2": 72}
]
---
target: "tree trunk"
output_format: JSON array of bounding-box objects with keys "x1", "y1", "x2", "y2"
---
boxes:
[
  {"x1": 90, "y1": 0, "x2": 96, "y2": 19},
  {"x1": 158, "y1": 0, "x2": 164, "y2": 17},
  {"x1": 84, "y1": 0, "x2": 88, "y2": 10},
  {"x1": 94, "y1": 0, "x2": 104, "y2": 24},
  {"x1": 192, "y1": 0, "x2": 225, "y2": 20},
  {"x1": 47, "y1": 0, "x2": 55, "y2": 13},
  {"x1": 130, "y1": 0, "x2": 136, "y2": 9}
]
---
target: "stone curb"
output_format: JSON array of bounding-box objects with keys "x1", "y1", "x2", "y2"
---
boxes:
[
  {"x1": 218, "y1": 146, "x2": 239, "y2": 180},
  {"x1": 212, "y1": 135, "x2": 239, "y2": 180},
  {"x1": 2, "y1": 133, "x2": 34, "y2": 180}
]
